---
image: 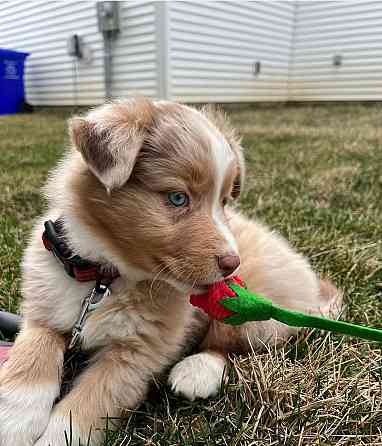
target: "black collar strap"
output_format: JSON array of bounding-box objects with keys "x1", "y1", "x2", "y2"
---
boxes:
[{"x1": 42, "y1": 219, "x2": 119, "y2": 285}]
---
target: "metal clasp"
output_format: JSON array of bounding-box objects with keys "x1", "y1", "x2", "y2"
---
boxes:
[{"x1": 68, "y1": 282, "x2": 111, "y2": 350}]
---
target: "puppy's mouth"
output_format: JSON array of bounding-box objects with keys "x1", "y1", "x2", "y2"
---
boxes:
[
  {"x1": 158, "y1": 259, "x2": 228, "y2": 295},
  {"x1": 163, "y1": 276, "x2": 220, "y2": 296},
  {"x1": 189, "y1": 285, "x2": 208, "y2": 295}
]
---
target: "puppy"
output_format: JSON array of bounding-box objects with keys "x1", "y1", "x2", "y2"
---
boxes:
[{"x1": 0, "y1": 98, "x2": 341, "y2": 446}]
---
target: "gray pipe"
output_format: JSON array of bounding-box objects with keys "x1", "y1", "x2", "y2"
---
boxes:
[
  {"x1": 103, "y1": 31, "x2": 113, "y2": 100},
  {"x1": 0, "y1": 311, "x2": 21, "y2": 335}
]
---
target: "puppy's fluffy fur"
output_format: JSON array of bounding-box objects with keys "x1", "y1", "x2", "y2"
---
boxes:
[{"x1": 0, "y1": 99, "x2": 341, "y2": 446}]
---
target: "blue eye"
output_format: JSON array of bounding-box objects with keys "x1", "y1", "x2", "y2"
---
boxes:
[{"x1": 167, "y1": 191, "x2": 189, "y2": 207}]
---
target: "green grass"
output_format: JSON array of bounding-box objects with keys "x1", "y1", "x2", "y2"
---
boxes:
[{"x1": 1, "y1": 104, "x2": 382, "y2": 445}]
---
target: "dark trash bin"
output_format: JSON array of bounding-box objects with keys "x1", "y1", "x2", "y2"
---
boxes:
[{"x1": 0, "y1": 48, "x2": 29, "y2": 115}]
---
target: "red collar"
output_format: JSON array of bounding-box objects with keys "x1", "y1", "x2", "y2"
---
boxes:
[{"x1": 42, "y1": 219, "x2": 119, "y2": 285}]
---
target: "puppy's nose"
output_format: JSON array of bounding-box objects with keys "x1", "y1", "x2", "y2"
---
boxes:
[{"x1": 217, "y1": 254, "x2": 241, "y2": 277}]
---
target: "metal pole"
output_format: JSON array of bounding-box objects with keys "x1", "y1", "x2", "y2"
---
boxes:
[{"x1": 103, "y1": 31, "x2": 113, "y2": 100}]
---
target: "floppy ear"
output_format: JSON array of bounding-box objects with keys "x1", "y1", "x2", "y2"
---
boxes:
[{"x1": 68, "y1": 99, "x2": 156, "y2": 191}]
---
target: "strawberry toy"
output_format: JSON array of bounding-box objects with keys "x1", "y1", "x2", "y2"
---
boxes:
[{"x1": 190, "y1": 277, "x2": 382, "y2": 343}]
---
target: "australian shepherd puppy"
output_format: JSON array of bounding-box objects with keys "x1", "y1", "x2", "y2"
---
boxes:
[{"x1": 0, "y1": 99, "x2": 341, "y2": 446}]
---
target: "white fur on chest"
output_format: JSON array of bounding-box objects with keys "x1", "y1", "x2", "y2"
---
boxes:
[{"x1": 79, "y1": 295, "x2": 143, "y2": 350}]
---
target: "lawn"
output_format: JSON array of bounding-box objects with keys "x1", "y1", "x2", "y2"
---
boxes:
[{"x1": 1, "y1": 103, "x2": 382, "y2": 445}]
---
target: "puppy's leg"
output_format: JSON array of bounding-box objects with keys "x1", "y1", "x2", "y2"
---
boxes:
[
  {"x1": 0, "y1": 322, "x2": 65, "y2": 446},
  {"x1": 35, "y1": 344, "x2": 159, "y2": 446},
  {"x1": 168, "y1": 350, "x2": 227, "y2": 401}
]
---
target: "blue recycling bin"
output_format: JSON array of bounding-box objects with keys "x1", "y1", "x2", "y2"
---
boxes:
[{"x1": 0, "y1": 48, "x2": 29, "y2": 115}]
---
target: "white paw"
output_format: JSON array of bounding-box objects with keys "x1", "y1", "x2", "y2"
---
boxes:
[
  {"x1": 0, "y1": 383, "x2": 58, "y2": 446},
  {"x1": 168, "y1": 352, "x2": 226, "y2": 401},
  {"x1": 34, "y1": 414, "x2": 85, "y2": 446}
]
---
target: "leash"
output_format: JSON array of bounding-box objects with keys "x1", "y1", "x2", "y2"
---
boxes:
[{"x1": 190, "y1": 276, "x2": 382, "y2": 343}]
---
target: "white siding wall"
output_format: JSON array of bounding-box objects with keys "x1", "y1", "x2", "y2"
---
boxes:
[
  {"x1": 0, "y1": 0, "x2": 105, "y2": 105},
  {"x1": 290, "y1": 1, "x2": 382, "y2": 101},
  {"x1": 4, "y1": 1, "x2": 382, "y2": 105},
  {"x1": 110, "y1": 1, "x2": 159, "y2": 99},
  {"x1": 168, "y1": 1, "x2": 295, "y2": 102}
]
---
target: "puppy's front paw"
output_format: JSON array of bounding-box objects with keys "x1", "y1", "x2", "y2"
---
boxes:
[
  {"x1": 0, "y1": 383, "x2": 58, "y2": 446},
  {"x1": 168, "y1": 352, "x2": 226, "y2": 401}
]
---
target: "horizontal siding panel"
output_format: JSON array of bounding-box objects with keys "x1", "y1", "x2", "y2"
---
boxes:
[
  {"x1": 26, "y1": 97, "x2": 104, "y2": 106},
  {"x1": 171, "y1": 2, "x2": 293, "y2": 27},
  {"x1": 112, "y1": 63, "x2": 157, "y2": 76},
  {"x1": 117, "y1": 23, "x2": 157, "y2": 39},
  {"x1": 26, "y1": 84, "x2": 104, "y2": 94},
  {"x1": 295, "y1": 31, "x2": 382, "y2": 47},
  {"x1": 3, "y1": 45, "x2": 103, "y2": 61},
  {"x1": 111, "y1": 72, "x2": 156, "y2": 82},
  {"x1": 296, "y1": 15, "x2": 382, "y2": 34},
  {"x1": 171, "y1": 30, "x2": 290, "y2": 57},
  {"x1": 172, "y1": 64, "x2": 288, "y2": 76},
  {"x1": 0, "y1": 24, "x2": 103, "y2": 44},
  {"x1": 111, "y1": 90, "x2": 158, "y2": 99},
  {"x1": 170, "y1": 16, "x2": 291, "y2": 45},
  {"x1": 25, "y1": 58, "x2": 105, "y2": 71},
  {"x1": 108, "y1": 44, "x2": 156, "y2": 59},
  {"x1": 296, "y1": 1, "x2": 380, "y2": 20},
  {"x1": 1, "y1": 5, "x2": 98, "y2": 35},
  {"x1": 173, "y1": 80, "x2": 288, "y2": 89},
  {"x1": 110, "y1": 1, "x2": 158, "y2": 99},
  {"x1": 289, "y1": 68, "x2": 382, "y2": 79},
  {"x1": 170, "y1": 1, "x2": 294, "y2": 102},
  {"x1": 294, "y1": 47, "x2": 382, "y2": 62},
  {"x1": 290, "y1": 81, "x2": 382, "y2": 90},
  {"x1": 119, "y1": 2, "x2": 156, "y2": 18},
  {"x1": 171, "y1": 41, "x2": 290, "y2": 63},
  {"x1": 0, "y1": 2, "x2": 93, "y2": 28},
  {"x1": 171, "y1": 51, "x2": 289, "y2": 66},
  {"x1": 290, "y1": 1, "x2": 382, "y2": 101},
  {"x1": 172, "y1": 94, "x2": 287, "y2": 103},
  {"x1": 290, "y1": 89, "x2": 382, "y2": 96},
  {"x1": 170, "y1": 5, "x2": 292, "y2": 35},
  {"x1": 27, "y1": 72, "x2": 103, "y2": 83},
  {"x1": 172, "y1": 71, "x2": 288, "y2": 81}
]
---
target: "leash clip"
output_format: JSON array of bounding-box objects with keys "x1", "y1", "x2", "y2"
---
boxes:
[{"x1": 68, "y1": 282, "x2": 111, "y2": 350}]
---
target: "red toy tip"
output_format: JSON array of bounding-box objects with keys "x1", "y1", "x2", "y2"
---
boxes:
[{"x1": 190, "y1": 276, "x2": 245, "y2": 320}]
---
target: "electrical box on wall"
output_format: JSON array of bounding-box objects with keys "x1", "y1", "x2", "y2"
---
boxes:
[
  {"x1": 97, "y1": 2, "x2": 120, "y2": 34},
  {"x1": 253, "y1": 61, "x2": 261, "y2": 76},
  {"x1": 67, "y1": 34, "x2": 83, "y2": 58},
  {"x1": 333, "y1": 54, "x2": 343, "y2": 67}
]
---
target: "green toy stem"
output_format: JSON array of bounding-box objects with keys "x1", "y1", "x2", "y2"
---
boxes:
[{"x1": 221, "y1": 283, "x2": 382, "y2": 343}]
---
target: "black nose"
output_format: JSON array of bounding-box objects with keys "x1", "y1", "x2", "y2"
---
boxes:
[{"x1": 217, "y1": 255, "x2": 241, "y2": 277}]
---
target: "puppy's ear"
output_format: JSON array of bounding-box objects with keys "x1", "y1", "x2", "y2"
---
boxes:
[
  {"x1": 200, "y1": 104, "x2": 245, "y2": 199},
  {"x1": 68, "y1": 98, "x2": 156, "y2": 191}
]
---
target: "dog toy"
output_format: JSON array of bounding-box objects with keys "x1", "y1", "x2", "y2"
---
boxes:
[{"x1": 190, "y1": 277, "x2": 382, "y2": 343}]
